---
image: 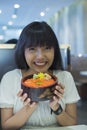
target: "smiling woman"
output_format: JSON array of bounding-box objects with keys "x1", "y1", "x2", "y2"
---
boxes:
[{"x1": 0, "y1": 21, "x2": 80, "y2": 130}]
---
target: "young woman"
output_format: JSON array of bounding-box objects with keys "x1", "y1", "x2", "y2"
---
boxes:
[{"x1": 0, "y1": 21, "x2": 80, "y2": 130}]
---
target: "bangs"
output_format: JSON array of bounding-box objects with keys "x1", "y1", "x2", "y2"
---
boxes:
[{"x1": 24, "y1": 29, "x2": 55, "y2": 48}]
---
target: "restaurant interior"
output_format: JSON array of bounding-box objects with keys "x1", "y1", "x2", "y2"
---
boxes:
[{"x1": 0, "y1": 0, "x2": 87, "y2": 129}]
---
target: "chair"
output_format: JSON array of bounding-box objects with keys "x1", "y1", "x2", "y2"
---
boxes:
[
  {"x1": 0, "y1": 44, "x2": 17, "y2": 129},
  {"x1": 0, "y1": 44, "x2": 17, "y2": 81},
  {"x1": 71, "y1": 56, "x2": 87, "y2": 99},
  {"x1": 60, "y1": 46, "x2": 71, "y2": 71}
]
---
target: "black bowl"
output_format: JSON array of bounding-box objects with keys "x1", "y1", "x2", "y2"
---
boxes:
[{"x1": 21, "y1": 74, "x2": 58, "y2": 102}]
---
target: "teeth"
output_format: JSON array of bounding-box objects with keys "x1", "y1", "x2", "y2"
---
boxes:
[{"x1": 35, "y1": 62, "x2": 46, "y2": 66}]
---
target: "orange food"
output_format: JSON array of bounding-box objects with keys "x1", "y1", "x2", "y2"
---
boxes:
[{"x1": 23, "y1": 78, "x2": 55, "y2": 88}]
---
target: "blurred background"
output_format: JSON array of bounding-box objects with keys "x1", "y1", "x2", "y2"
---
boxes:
[{"x1": 0, "y1": 0, "x2": 87, "y2": 56}]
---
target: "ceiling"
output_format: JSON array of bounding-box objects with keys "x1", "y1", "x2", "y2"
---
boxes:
[{"x1": 0, "y1": 0, "x2": 76, "y2": 42}]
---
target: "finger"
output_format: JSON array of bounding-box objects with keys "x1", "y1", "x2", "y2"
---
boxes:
[
  {"x1": 21, "y1": 93, "x2": 28, "y2": 102},
  {"x1": 49, "y1": 96, "x2": 59, "y2": 109},
  {"x1": 52, "y1": 96, "x2": 59, "y2": 103},
  {"x1": 50, "y1": 95, "x2": 58, "y2": 104},
  {"x1": 54, "y1": 89, "x2": 63, "y2": 99},
  {"x1": 55, "y1": 85, "x2": 64, "y2": 94},
  {"x1": 23, "y1": 98, "x2": 31, "y2": 106},
  {"x1": 30, "y1": 102, "x2": 38, "y2": 108},
  {"x1": 17, "y1": 89, "x2": 23, "y2": 97},
  {"x1": 58, "y1": 83, "x2": 65, "y2": 90}
]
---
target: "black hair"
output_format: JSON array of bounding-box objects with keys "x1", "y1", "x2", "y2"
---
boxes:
[{"x1": 15, "y1": 21, "x2": 64, "y2": 70}]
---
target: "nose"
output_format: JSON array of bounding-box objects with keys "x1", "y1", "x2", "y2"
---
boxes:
[{"x1": 36, "y1": 48, "x2": 44, "y2": 58}]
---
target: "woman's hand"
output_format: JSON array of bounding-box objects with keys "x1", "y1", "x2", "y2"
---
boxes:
[
  {"x1": 49, "y1": 83, "x2": 64, "y2": 111},
  {"x1": 17, "y1": 89, "x2": 38, "y2": 108}
]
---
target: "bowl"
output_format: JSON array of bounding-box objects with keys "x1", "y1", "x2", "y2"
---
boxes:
[{"x1": 21, "y1": 73, "x2": 58, "y2": 102}]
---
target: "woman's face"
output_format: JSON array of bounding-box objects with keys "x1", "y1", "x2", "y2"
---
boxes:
[{"x1": 24, "y1": 46, "x2": 54, "y2": 73}]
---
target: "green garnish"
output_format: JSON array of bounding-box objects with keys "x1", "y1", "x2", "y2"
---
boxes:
[
  {"x1": 36, "y1": 81, "x2": 43, "y2": 85},
  {"x1": 33, "y1": 74, "x2": 38, "y2": 79},
  {"x1": 33, "y1": 72, "x2": 45, "y2": 79}
]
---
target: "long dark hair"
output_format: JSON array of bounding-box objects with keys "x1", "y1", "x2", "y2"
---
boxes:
[{"x1": 15, "y1": 21, "x2": 64, "y2": 70}]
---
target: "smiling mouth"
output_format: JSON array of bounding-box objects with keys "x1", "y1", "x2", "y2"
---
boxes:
[{"x1": 34, "y1": 61, "x2": 47, "y2": 66}]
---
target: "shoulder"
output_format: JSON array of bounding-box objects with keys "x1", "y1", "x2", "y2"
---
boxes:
[
  {"x1": 1, "y1": 69, "x2": 22, "y2": 82},
  {"x1": 54, "y1": 70, "x2": 73, "y2": 79},
  {"x1": 0, "y1": 69, "x2": 22, "y2": 93},
  {"x1": 53, "y1": 70, "x2": 75, "y2": 85}
]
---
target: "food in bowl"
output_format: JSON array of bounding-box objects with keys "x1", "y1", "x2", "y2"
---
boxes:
[{"x1": 21, "y1": 72, "x2": 58, "y2": 102}]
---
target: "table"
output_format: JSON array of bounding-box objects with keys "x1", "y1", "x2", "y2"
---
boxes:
[
  {"x1": 21, "y1": 125, "x2": 87, "y2": 130},
  {"x1": 67, "y1": 125, "x2": 87, "y2": 130}
]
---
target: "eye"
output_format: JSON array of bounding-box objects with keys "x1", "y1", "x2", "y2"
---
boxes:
[
  {"x1": 29, "y1": 47, "x2": 35, "y2": 51},
  {"x1": 28, "y1": 47, "x2": 36, "y2": 52},
  {"x1": 45, "y1": 46, "x2": 51, "y2": 50}
]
